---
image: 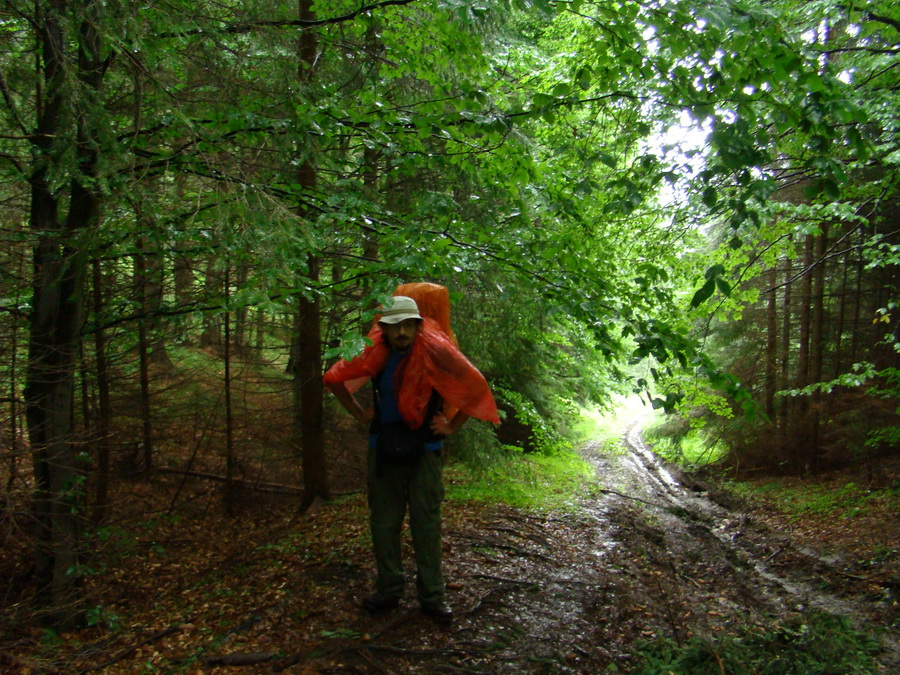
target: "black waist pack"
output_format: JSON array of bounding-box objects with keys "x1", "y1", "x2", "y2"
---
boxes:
[
  {"x1": 376, "y1": 421, "x2": 426, "y2": 467},
  {"x1": 372, "y1": 381, "x2": 441, "y2": 471}
]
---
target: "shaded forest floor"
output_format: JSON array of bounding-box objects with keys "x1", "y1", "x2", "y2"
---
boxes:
[{"x1": 2, "y1": 420, "x2": 899, "y2": 673}]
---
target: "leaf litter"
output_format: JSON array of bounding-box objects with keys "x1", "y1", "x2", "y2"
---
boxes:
[{"x1": 1, "y1": 421, "x2": 898, "y2": 674}]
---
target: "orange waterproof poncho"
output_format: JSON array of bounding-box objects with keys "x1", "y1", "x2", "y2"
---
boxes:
[{"x1": 323, "y1": 318, "x2": 499, "y2": 429}]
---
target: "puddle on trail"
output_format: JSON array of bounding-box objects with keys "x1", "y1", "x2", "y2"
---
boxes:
[{"x1": 579, "y1": 412, "x2": 900, "y2": 668}]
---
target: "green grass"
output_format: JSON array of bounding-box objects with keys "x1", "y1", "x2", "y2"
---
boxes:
[
  {"x1": 642, "y1": 412, "x2": 729, "y2": 468},
  {"x1": 634, "y1": 610, "x2": 881, "y2": 674},
  {"x1": 578, "y1": 395, "x2": 731, "y2": 468},
  {"x1": 724, "y1": 479, "x2": 900, "y2": 519},
  {"x1": 445, "y1": 397, "x2": 657, "y2": 511},
  {"x1": 651, "y1": 433, "x2": 728, "y2": 466},
  {"x1": 446, "y1": 447, "x2": 594, "y2": 511}
]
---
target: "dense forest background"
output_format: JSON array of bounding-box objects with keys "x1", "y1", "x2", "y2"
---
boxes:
[{"x1": 1, "y1": 0, "x2": 898, "y2": 634}]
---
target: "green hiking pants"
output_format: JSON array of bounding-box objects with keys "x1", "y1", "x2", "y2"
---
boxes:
[{"x1": 367, "y1": 448, "x2": 445, "y2": 604}]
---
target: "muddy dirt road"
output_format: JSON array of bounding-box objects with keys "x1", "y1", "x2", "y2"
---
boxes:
[
  {"x1": 15, "y1": 414, "x2": 896, "y2": 673},
  {"x1": 302, "y1": 413, "x2": 898, "y2": 672}
]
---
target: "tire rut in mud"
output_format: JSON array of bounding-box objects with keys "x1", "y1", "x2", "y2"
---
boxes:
[
  {"x1": 590, "y1": 416, "x2": 900, "y2": 671},
  {"x1": 327, "y1": 420, "x2": 898, "y2": 673}
]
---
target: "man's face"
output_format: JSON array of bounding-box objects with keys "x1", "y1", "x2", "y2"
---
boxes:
[{"x1": 382, "y1": 318, "x2": 420, "y2": 353}]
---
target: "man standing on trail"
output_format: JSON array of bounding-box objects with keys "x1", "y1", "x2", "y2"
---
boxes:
[{"x1": 324, "y1": 293, "x2": 499, "y2": 624}]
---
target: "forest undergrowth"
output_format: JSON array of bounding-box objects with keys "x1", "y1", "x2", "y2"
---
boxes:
[{"x1": 1, "y1": 414, "x2": 898, "y2": 673}]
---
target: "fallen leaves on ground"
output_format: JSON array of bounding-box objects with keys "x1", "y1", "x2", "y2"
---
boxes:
[{"x1": 2, "y1": 456, "x2": 898, "y2": 673}]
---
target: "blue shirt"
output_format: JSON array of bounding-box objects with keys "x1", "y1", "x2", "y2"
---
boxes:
[{"x1": 370, "y1": 350, "x2": 442, "y2": 452}]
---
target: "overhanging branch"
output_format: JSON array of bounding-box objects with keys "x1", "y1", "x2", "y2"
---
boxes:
[{"x1": 156, "y1": 0, "x2": 419, "y2": 38}]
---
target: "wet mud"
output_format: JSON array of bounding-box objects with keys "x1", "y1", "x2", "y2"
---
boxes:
[
  {"x1": 335, "y1": 414, "x2": 899, "y2": 673},
  {"x1": 15, "y1": 416, "x2": 895, "y2": 673}
]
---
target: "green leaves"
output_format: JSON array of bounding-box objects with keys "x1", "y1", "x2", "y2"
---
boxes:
[
  {"x1": 701, "y1": 186, "x2": 718, "y2": 208},
  {"x1": 691, "y1": 264, "x2": 731, "y2": 309},
  {"x1": 324, "y1": 331, "x2": 374, "y2": 362}
]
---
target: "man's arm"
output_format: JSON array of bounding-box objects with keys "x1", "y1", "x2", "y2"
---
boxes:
[
  {"x1": 430, "y1": 410, "x2": 470, "y2": 436},
  {"x1": 327, "y1": 382, "x2": 374, "y2": 426}
]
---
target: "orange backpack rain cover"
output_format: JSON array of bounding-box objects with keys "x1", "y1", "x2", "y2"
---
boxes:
[{"x1": 323, "y1": 283, "x2": 499, "y2": 427}]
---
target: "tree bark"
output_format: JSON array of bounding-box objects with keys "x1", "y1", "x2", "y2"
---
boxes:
[
  {"x1": 793, "y1": 235, "x2": 814, "y2": 469},
  {"x1": 134, "y1": 239, "x2": 155, "y2": 473},
  {"x1": 850, "y1": 227, "x2": 864, "y2": 363},
  {"x1": 764, "y1": 266, "x2": 777, "y2": 419},
  {"x1": 294, "y1": 0, "x2": 329, "y2": 510},
  {"x1": 6, "y1": 254, "x2": 26, "y2": 494},
  {"x1": 91, "y1": 260, "x2": 112, "y2": 522},
  {"x1": 25, "y1": 0, "x2": 108, "y2": 625},
  {"x1": 296, "y1": 253, "x2": 329, "y2": 509},
  {"x1": 808, "y1": 225, "x2": 828, "y2": 467},
  {"x1": 832, "y1": 239, "x2": 850, "y2": 379},
  {"x1": 173, "y1": 227, "x2": 195, "y2": 345},
  {"x1": 224, "y1": 263, "x2": 236, "y2": 515},
  {"x1": 778, "y1": 252, "x2": 792, "y2": 460}
]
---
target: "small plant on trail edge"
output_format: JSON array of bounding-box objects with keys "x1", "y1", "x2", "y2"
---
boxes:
[
  {"x1": 634, "y1": 610, "x2": 881, "y2": 674},
  {"x1": 85, "y1": 605, "x2": 122, "y2": 631}
]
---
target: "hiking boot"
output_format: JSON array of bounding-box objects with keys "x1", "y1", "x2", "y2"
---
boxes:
[
  {"x1": 421, "y1": 600, "x2": 453, "y2": 625},
  {"x1": 362, "y1": 594, "x2": 400, "y2": 614}
]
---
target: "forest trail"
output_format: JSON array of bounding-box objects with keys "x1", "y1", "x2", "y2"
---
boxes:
[
  {"x1": 588, "y1": 412, "x2": 900, "y2": 670},
  {"x1": 5, "y1": 419, "x2": 898, "y2": 673},
  {"x1": 606, "y1": 413, "x2": 882, "y2": 624},
  {"x1": 382, "y1": 411, "x2": 900, "y2": 674},
  {"x1": 311, "y1": 409, "x2": 899, "y2": 673}
]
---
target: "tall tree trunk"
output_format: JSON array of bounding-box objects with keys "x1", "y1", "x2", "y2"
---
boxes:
[
  {"x1": 294, "y1": 0, "x2": 329, "y2": 510},
  {"x1": 134, "y1": 240, "x2": 155, "y2": 473},
  {"x1": 810, "y1": 227, "x2": 827, "y2": 386},
  {"x1": 7, "y1": 254, "x2": 26, "y2": 494},
  {"x1": 91, "y1": 260, "x2": 112, "y2": 522},
  {"x1": 78, "y1": 340, "x2": 91, "y2": 435},
  {"x1": 793, "y1": 235, "x2": 814, "y2": 469},
  {"x1": 173, "y1": 239, "x2": 195, "y2": 344},
  {"x1": 808, "y1": 225, "x2": 828, "y2": 468},
  {"x1": 223, "y1": 263, "x2": 236, "y2": 515},
  {"x1": 764, "y1": 266, "x2": 778, "y2": 419},
  {"x1": 26, "y1": 0, "x2": 107, "y2": 625},
  {"x1": 850, "y1": 227, "x2": 864, "y2": 363},
  {"x1": 296, "y1": 253, "x2": 328, "y2": 509},
  {"x1": 778, "y1": 253, "x2": 792, "y2": 461},
  {"x1": 832, "y1": 239, "x2": 851, "y2": 379}
]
